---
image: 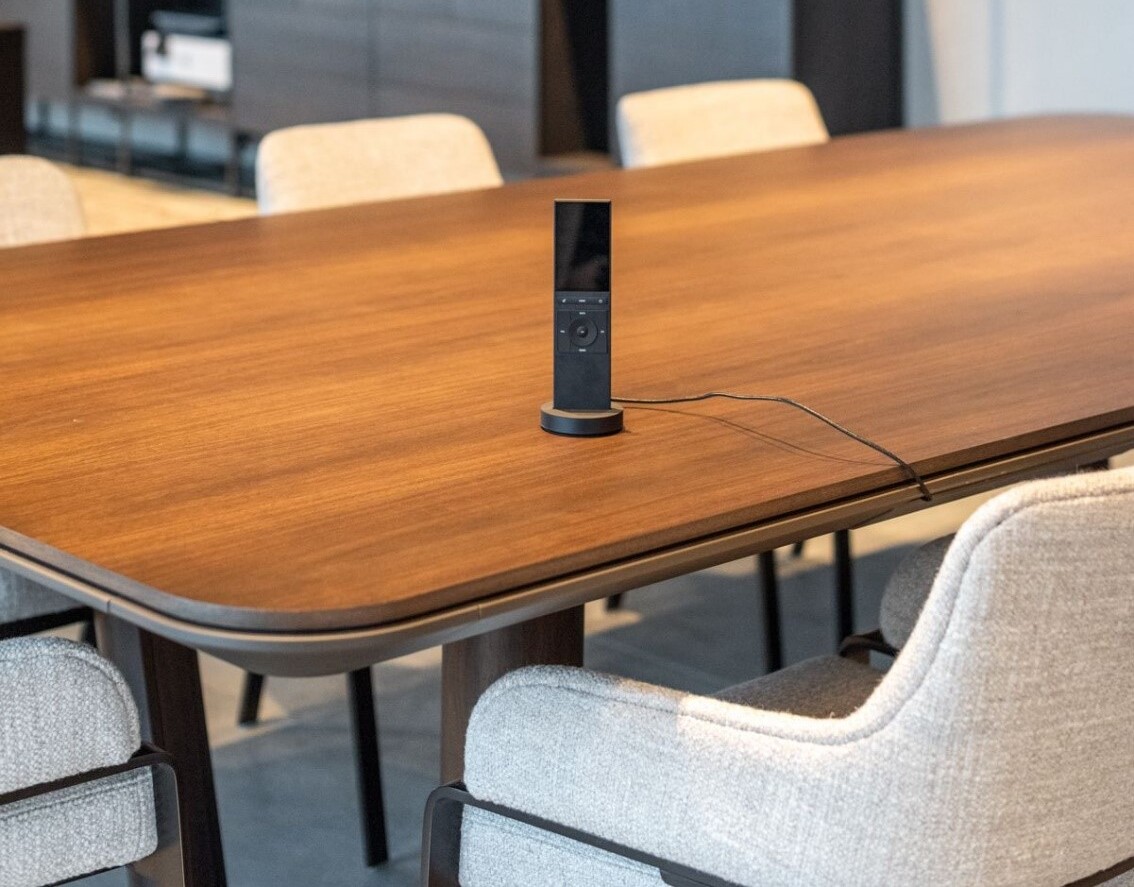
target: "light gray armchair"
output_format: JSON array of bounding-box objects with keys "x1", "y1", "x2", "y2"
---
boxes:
[
  {"x1": 0, "y1": 637, "x2": 182, "y2": 887},
  {"x1": 427, "y1": 466, "x2": 1134, "y2": 887}
]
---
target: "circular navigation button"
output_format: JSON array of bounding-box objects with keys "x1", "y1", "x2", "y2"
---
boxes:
[{"x1": 569, "y1": 318, "x2": 598, "y2": 347}]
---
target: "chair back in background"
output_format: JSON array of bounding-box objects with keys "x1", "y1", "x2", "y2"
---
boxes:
[
  {"x1": 0, "y1": 156, "x2": 85, "y2": 248},
  {"x1": 255, "y1": 113, "x2": 504, "y2": 215},
  {"x1": 616, "y1": 78, "x2": 829, "y2": 168}
]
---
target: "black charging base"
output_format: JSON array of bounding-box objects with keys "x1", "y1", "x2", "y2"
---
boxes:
[{"x1": 540, "y1": 402, "x2": 624, "y2": 437}]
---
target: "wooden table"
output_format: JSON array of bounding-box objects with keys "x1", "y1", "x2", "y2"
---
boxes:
[{"x1": 4, "y1": 116, "x2": 1134, "y2": 886}]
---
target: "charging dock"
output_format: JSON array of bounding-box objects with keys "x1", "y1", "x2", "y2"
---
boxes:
[{"x1": 540, "y1": 403, "x2": 624, "y2": 437}]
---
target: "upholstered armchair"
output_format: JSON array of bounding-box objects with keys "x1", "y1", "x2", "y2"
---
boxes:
[
  {"x1": 0, "y1": 637, "x2": 182, "y2": 887},
  {"x1": 426, "y1": 467, "x2": 1134, "y2": 886}
]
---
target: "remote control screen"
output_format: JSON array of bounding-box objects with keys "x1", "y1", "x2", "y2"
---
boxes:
[{"x1": 555, "y1": 200, "x2": 611, "y2": 292}]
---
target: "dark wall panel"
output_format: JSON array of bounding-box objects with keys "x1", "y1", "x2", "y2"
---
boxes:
[
  {"x1": 794, "y1": 0, "x2": 903, "y2": 135},
  {"x1": 229, "y1": 0, "x2": 371, "y2": 136},
  {"x1": 541, "y1": 0, "x2": 607, "y2": 154},
  {"x1": 610, "y1": 0, "x2": 902, "y2": 145},
  {"x1": 0, "y1": 0, "x2": 113, "y2": 102},
  {"x1": 0, "y1": 24, "x2": 26, "y2": 152},
  {"x1": 609, "y1": 0, "x2": 792, "y2": 103}
]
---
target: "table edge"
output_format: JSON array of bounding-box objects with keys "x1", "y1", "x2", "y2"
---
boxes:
[{"x1": 4, "y1": 422, "x2": 1130, "y2": 676}]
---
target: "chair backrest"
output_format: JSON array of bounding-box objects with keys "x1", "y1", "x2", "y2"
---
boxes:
[
  {"x1": 0, "y1": 156, "x2": 86, "y2": 248},
  {"x1": 843, "y1": 466, "x2": 1134, "y2": 884},
  {"x1": 255, "y1": 113, "x2": 504, "y2": 215},
  {"x1": 615, "y1": 79, "x2": 829, "y2": 169}
]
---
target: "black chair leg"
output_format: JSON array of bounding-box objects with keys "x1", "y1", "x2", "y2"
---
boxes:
[
  {"x1": 757, "y1": 551, "x2": 783, "y2": 673},
  {"x1": 834, "y1": 529, "x2": 855, "y2": 643},
  {"x1": 80, "y1": 613, "x2": 97, "y2": 646},
  {"x1": 605, "y1": 594, "x2": 624, "y2": 611},
  {"x1": 348, "y1": 667, "x2": 389, "y2": 867},
  {"x1": 790, "y1": 540, "x2": 806, "y2": 558},
  {"x1": 237, "y1": 673, "x2": 265, "y2": 726}
]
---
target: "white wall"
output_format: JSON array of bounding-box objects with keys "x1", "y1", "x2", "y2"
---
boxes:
[{"x1": 905, "y1": 0, "x2": 1134, "y2": 126}]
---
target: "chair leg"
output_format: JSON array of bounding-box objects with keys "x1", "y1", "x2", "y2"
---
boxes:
[
  {"x1": 348, "y1": 668, "x2": 389, "y2": 867},
  {"x1": 834, "y1": 529, "x2": 855, "y2": 643},
  {"x1": 605, "y1": 594, "x2": 624, "y2": 611},
  {"x1": 237, "y1": 673, "x2": 265, "y2": 727},
  {"x1": 790, "y1": 540, "x2": 806, "y2": 558},
  {"x1": 757, "y1": 551, "x2": 783, "y2": 673}
]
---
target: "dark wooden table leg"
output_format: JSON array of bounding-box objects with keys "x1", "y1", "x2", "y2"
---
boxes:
[
  {"x1": 96, "y1": 614, "x2": 228, "y2": 887},
  {"x1": 440, "y1": 607, "x2": 584, "y2": 782}
]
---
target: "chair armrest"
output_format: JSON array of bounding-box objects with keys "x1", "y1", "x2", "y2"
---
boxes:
[{"x1": 464, "y1": 665, "x2": 891, "y2": 886}]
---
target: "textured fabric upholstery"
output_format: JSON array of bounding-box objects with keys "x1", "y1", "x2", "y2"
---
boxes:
[
  {"x1": 712, "y1": 654, "x2": 882, "y2": 718},
  {"x1": 0, "y1": 637, "x2": 157, "y2": 887},
  {"x1": 0, "y1": 156, "x2": 86, "y2": 248},
  {"x1": 616, "y1": 79, "x2": 829, "y2": 169},
  {"x1": 0, "y1": 568, "x2": 80, "y2": 624},
  {"x1": 256, "y1": 113, "x2": 504, "y2": 215},
  {"x1": 879, "y1": 534, "x2": 954, "y2": 648},
  {"x1": 462, "y1": 467, "x2": 1134, "y2": 887}
]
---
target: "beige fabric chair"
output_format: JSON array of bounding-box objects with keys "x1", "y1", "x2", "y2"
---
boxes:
[
  {"x1": 455, "y1": 466, "x2": 1134, "y2": 886},
  {"x1": 255, "y1": 113, "x2": 504, "y2": 215},
  {"x1": 616, "y1": 79, "x2": 829, "y2": 169},
  {"x1": 0, "y1": 156, "x2": 85, "y2": 248}
]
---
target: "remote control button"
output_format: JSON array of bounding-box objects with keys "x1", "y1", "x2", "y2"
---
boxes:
[{"x1": 568, "y1": 317, "x2": 598, "y2": 348}]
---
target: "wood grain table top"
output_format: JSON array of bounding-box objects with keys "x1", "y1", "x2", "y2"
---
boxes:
[{"x1": 3, "y1": 116, "x2": 1134, "y2": 635}]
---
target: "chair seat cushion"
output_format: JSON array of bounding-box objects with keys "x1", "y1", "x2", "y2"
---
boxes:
[{"x1": 712, "y1": 655, "x2": 883, "y2": 718}]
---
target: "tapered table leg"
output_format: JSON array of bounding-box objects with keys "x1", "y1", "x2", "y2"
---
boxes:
[
  {"x1": 440, "y1": 607, "x2": 584, "y2": 782},
  {"x1": 96, "y1": 615, "x2": 228, "y2": 887}
]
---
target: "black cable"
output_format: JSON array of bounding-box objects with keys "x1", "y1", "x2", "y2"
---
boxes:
[{"x1": 612, "y1": 392, "x2": 933, "y2": 502}]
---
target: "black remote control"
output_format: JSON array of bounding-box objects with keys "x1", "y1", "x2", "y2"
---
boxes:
[{"x1": 553, "y1": 199, "x2": 612, "y2": 411}]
